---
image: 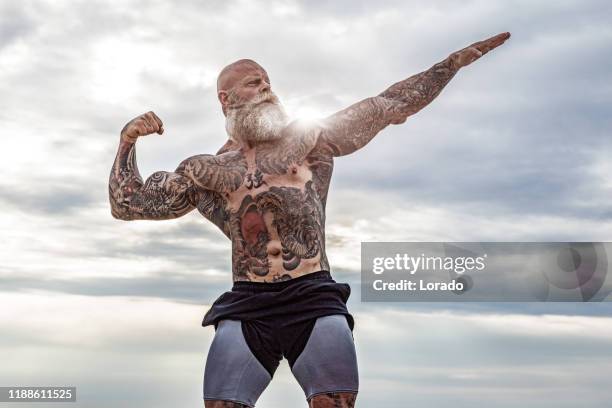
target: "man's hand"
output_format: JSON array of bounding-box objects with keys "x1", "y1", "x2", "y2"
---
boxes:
[
  {"x1": 120, "y1": 111, "x2": 165, "y2": 143},
  {"x1": 449, "y1": 32, "x2": 511, "y2": 70}
]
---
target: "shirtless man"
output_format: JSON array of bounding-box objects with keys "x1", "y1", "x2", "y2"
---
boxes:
[{"x1": 109, "y1": 32, "x2": 510, "y2": 407}]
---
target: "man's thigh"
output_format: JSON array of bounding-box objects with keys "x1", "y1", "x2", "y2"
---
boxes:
[
  {"x1": 290, "y1": 314, "x2": 359, "y2": 405},
  {"x1": 203, "y1": 319, "x2": 272, "y2": 408}
]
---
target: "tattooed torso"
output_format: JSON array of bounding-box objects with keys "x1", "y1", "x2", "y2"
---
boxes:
[
  {"x1": 110, "y1": 54, "x2": 466, "y2": 283},
  {"x1": 190, "y1": 122, "x2": 333, "y2": 282}
]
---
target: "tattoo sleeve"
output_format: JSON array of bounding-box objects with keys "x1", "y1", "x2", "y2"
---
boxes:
[
  {"x1": 318, "y1": 56, "x2": 459, "y2": 157},
  {"x1": 108, "y1": 139, "x2": 198, "y2": 220}
]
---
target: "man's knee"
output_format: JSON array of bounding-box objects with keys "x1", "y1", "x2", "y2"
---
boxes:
[
  {"x1": 204, "y1": 400, "x2": 251, "y2": 408},
  {"x1": 308, "y1": 391, "x2": 357, "y2": 408}
]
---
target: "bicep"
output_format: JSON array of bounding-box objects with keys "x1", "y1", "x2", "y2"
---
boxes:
[
  {"x1": 317, "y1": 96, "x2": 400, "y2": 157},
  {"x1": 123, "y1": 171, "x2": 198, "y2": 220}
]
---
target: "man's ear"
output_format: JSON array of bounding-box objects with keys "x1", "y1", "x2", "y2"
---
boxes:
[
  {"x1": 218, "y1": 90, "x2": 228, "y2": 104},
  {"x1": 218, "y1": 90, "x2": 228, "y2": 116}
]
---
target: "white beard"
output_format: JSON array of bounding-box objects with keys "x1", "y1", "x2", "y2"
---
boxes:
[{"x1": 225, "y1": 93, "x2": 289, "y2": 145}]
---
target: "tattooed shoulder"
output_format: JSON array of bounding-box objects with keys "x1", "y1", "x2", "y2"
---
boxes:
[
  {"x1": 176, "y1": 150, "x2": 248, "y2": 193},
  {"x1": 255, "y1": 120, "x2": 320, "y2": 175}
]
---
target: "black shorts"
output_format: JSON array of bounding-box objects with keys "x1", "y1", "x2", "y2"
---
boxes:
[{"x1": 202, "y1": 270, "x2": 355, "y2": 377}]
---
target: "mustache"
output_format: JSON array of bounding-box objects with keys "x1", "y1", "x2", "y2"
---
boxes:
[
  {"x1": 227, "y1": 91, "x2": 280, "y2": 110},
  {"x1": 251, "y1": 91, "x2": 279, "y2": 105}
]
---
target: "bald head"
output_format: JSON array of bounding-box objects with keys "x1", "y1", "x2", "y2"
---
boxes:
[
  {"x1": 216, "y1": 59, "x2": 273, "y2": 117},
  {"x1": 217, "y1": 59, "x2": 267, "y2": 93}
]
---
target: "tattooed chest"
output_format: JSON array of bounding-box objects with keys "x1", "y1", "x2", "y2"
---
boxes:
[
  {"x1": 225, "y1": 163, "x2": 330, "y2": 281},
  {"x1": 195, "y1": 145, "x2": 334, "y2": 281},
  {"x1": 244, "y1": 168, "x2": 265, "y2": 189},
  {"x1": 242, "y1": 165, "x2": 309, "y2": 191}
]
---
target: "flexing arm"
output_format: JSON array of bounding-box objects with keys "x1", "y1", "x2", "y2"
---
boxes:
[
  {"x1": 317, "y1": 32, "x2": 511, "y2": 157},
  {"x1": 109, "y1": 112, "x2": 247, "y2": 221},
  {"x1": 109, "y1": 111, "x2": 201, "y2": 220}
]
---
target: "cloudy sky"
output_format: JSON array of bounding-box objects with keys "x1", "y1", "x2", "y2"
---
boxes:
[{"x1": 1, "y1": 0, "x2": 612, "y2": 407}]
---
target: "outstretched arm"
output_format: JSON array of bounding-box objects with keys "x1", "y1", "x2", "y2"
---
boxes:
[{"x1": 316, "y1": 32, "x2": 511, "y2": 157}]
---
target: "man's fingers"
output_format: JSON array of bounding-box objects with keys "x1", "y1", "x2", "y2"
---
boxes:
[
  {"x1": 473, "y1": 32, "x2": 511, "y2": 55},
  {"x1": 144, "y1": 112, "x2": 159, "y2": 132},
  {"x1": 144, "y1": 111, "x2": 164, "y2": 135},
  {"x1": 148, "y1": 111, "x2": 164, "y2": 134},
  {"x1": 136, "y1": 123, "x2": 148, "y2": 137},
  {"x1": 451, "y1": 32, "x2": 510, "y2": 69},
  {"x1": 467, "y1": 48, "x2": 483, "y2": 64},
  {"x1": 142, "y1": 117, "x2": 155, "y2": 132},
  {"x1": 142, "y1": 113, "x2": 160, "y2": 134},
  {"x1": 480, "y1": 32, "x2": 511, "y2": 49}
]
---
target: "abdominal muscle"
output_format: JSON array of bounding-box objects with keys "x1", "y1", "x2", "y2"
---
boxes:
[
  {"x1": 227, "y1": 167, "x2": 327, "y2": 282},
  {"x1": 256, "y1": 238, "x2": 324, "y2": 282},
  {"x1": 229, "y1": 207, "x2": 326, "y2": 282}
]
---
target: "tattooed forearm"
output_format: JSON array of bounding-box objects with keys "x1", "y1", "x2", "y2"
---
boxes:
[
  {"x1": 317, "y1": 55, "x2": 459, "y2": 157},
  {"x1": 108, "y1": 139, "x2": 198, "y2": 220},
  {"x1": 379, "y1": 56, "x2": 458, "y2": 122}
]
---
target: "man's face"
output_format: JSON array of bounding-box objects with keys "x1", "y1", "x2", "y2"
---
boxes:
[
  {"x1": 223, "y1": 66, "x2": 271, "y2": 107},
  {"x1": 218, "y1": 62, "x2": 288, "y2": 145}
]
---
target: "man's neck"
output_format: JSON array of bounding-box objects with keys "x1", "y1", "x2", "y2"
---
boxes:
[{"x1": 230, "y1": 135, "x2": 280, "y2": 152}]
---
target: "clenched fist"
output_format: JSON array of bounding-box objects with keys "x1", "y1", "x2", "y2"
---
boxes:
[
  {"x1": 120, "y1": 111, "x2": 164, "y2": 143},
  {"x1": 449, "y1": 32, "x2": 511, "y2": 70}
]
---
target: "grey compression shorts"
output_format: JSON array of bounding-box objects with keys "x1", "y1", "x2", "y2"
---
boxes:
[{"x1": 203, "y1": 314, "x2": 359, "y2": 406}]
